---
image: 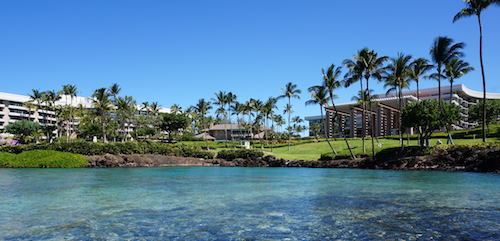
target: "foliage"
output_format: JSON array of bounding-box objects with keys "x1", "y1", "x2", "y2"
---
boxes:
[
  {"x1": 0, "y1": 150, "x2": 88, "y2": 168},
  {"x1": 0, "y1": 140, "x2": 214, "y2": 159},
  {"x1": 402, "y1": 99, "x2": 461, "y2": 146},
  {"x1": 159, "y1": 113, "x2": 190, "y2": 140},
  {"x1": 469, "y1": 99, "x2": 500, "y2": 130},
  {"x1": 318, "y1": 152, "x2": 336, "y2": 161},
  {"x1": 217, "y1": 149, "x2": 264, "y2": 160},
  {"x1": 5, "y1": 120, "x2": 41, "y2": 138}
]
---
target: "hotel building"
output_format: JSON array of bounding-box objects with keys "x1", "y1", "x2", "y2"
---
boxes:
[
  {"x1": 0, "y1": 91, "x2": 171, "y2": 135},
  {"x1": 306, "y1": 84, "x2": 500, "y2": 138}
]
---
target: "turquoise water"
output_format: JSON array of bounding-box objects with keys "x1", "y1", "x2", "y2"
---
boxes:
[{"x1": 1, "y1": 167, "x2": 500, "y2": 240}]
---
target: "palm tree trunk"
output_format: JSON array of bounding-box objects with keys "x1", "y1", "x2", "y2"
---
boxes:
[
  {"x1": 228, "y1": 107, "x2": 236, "y2": 150},
  {"x1": 287, "y1": 98, "x2": 291, "y2": 151},
  {"x1": 331, "y1": 99, "x2": 355, "y2": 159},
  {"x1": 321, "y1": 107, "x2": 337, "y2": 155},
  {"x1": 399, "y1": 85, "x2": 404, "y2": 153},
  {"x1": 366, "y1": 77, "x2": 375, "y2": 157},
  {"x1": 203, "y1": 116, "x2": 209, "y2": 150},
  {"x1": 360, "y1": 81, "x2": 366, "y2": 153},
  {"x1": 478, "y1": 15, "x2": 486, "y2": 142}
]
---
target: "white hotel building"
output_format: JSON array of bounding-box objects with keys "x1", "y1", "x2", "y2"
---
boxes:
[
  {"x1": 0, "y1": 91, "x2": 171, "y2": 134},
  {"x1": 305, "y1": 84, "x2": 500, "y2": 138}
]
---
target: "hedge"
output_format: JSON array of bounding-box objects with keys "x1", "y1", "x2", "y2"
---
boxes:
[
  {"x1": 217, "y1": 149, "x2": 264, "y2": 160},
  {"x1": 0, "y1": 141, "x2": 215, "y2": 159}
]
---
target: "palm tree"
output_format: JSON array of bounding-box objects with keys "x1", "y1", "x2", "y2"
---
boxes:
[
  {"x1": 283, "y1": 103, "x2": 293, "y2": 143},
  {"x1": 171, "y1": 104, "x2": 182, "y2": 113},
  {"x1": 322, "y1": 64, "x2": 355, "y2": 159},
  {"x1": 429, "y1": 36, "x2": 464, "y2": 144},
  {"x1": 277, "y1": 82, "x2": 301, "y2": 151},
  {"x1": 306, "y1": 85, "x2": 337, "y2": 154},
  {"x1": 28, "y1": 89, "x2": 44, "y2": 124},
  {"x1": 408, "y1": 58, "x2": 433, "y2": 100},
  {"x1": 230, "y1": 101, "x2": 245, "y2": 144},
  {"x1": 250, "y1": 98, "x2": 264, "y2": 149},
  {"x1": 344, "y1": 48, "x2": 387, "y2": 156},
  {"x1": 211, "y1": 91, "x2": 229, "y2": 147},
  {"x1": 149, "y1": 101, "x2": 162, "y2": 136},
  {"x1": 45, "y1": 90, "x2": 62, "y2": 141},
  {"x1": 194, "y1": 98, "x2": 212, "y2": 150},
  {"x1": 226, "y1": 92, "x2": 237, "y2": 149},
  {"x1": 23, "y1": 102, "x2": 36, "y2": 122},
  {"x1": 92, "y1": 88, "x2": 112, "y2": 143},
  {"x1": 444, "y1": 59, "x2": 475, "y2": 104},
  {"x1": 263, "y1": 97, "x2": 277, "y2": 148},
  {"x1": 274, "y1": 114, "x2": 284, "y2": 133},
  {"x1": 453, "y1": 0, "x2": 500, "y2": 142},
  {"x1": 62, "y1": 85, "x2": 80, "y2": 142},
  {"x1": 383, "y1": 53, "x2": 413, "y2": 151},
  {"x1": 344, "y1": 50, "x2": 367, "y2": 153}
]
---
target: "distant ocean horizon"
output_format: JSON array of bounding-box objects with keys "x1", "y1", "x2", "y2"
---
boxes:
[{"x1": 1, "y1": 167, "x2": 499, "y2": 240}]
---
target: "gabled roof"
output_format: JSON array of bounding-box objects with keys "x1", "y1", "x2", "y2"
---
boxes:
[{"x1": 194, "y1": 133, "x2": 216, "y2": 140}]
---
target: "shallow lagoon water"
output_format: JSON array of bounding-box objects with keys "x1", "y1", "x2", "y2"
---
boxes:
[{"x1": 1, "y1": 167, "x2": 500, "y2": 240}]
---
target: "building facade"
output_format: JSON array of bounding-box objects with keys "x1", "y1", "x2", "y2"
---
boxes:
[
  {"x1": 0, "y1": 91, "x2": 171, "y2": 135},
  {"x1": 306, "y1": 84, "x2": 500, "y2": 138}
]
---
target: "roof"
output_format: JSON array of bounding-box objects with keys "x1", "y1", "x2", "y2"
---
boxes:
[
  {"x1": 201, "y1": 124, "x2": 272, "y2": 132},
  {"x1": 194, "y1": 133, "x2": 216, "y2": 140}
]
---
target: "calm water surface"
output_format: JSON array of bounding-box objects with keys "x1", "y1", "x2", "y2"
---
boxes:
[{"x1": 1, "y1": 167, "x2": 500, "y2": 240}]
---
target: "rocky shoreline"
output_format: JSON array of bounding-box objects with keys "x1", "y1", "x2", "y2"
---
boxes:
[{"x1": 86, "y1": 147, "x2": 500, "y2": 173}]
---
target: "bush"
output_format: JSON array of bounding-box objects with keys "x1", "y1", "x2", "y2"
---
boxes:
[
  {"x1": 217, "y1": 149, "x2": 264, "y2": 160},
  {"x1": 319, "y1": 152, "x2": 336, "y2": 161},
  {"x1": 0, "y1": 150, "x2": 88, "y2": 168},
  {"x1": 0, "y1": 140, "x2": 215, "y2": 159}
]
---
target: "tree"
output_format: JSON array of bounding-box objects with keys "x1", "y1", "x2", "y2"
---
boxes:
[
  {"x1": 310, "y1": 122, "x2": 322, "y2": 140},
  {"x1": 194, "y1": 98, "x2": 212, "y2": 150},
  {"x1": 306, "y1": 85, "x2": 337, "y2": 154},
  {"x1": 44, "y1": 90, "x2": 62, "y2": 141},
  {"x1": 23, "y1": 102, "x2": 36, "y2": 121},
  {"x1": 429, "y1": 36, "x2": 465, "y2": 144},
  {"x1": 277, "y1": 82, "x2": 301, "y2": 151},
  {"x1": 453, "y1": 0, "x2": 500, "y2": 142},
  {"x1": 408, "y1": 58, "x2": 433, "y2": 100},
  {"x1": 263, "y1": 97, "x2": 277, "y2": 150},
  {"x1": 469, "y1": 99, "x2": 500, "y2": 132},
  {"x1": 5, "y1": 120, "x2": 41, "y2": 142},
  {"x1": 170, "y1": 104, "x2": 182, "y2": 113},
  {"x1": 250, "y1": 98, "x2": 264, "y2": 149},
  {"x1": 344, "y1": 48, "x2": 387, "y2": 155},
  {"x1": 322, "y1": 64, "x2": 355, "y2": 159},
  {"x1": 159, "y1": 113, "x2": 190, "y2": 141},
  {"x1": 211, "y1": 91, "x2": 229, "y2": 147},
  {"x1": 402, "y1": 99, "x2": 461, "y2": 147},
  {"x1": 230, "y1": 101, "x2": 245, "y2": 143},
  {"x1": 383, "y1": 53, "x2": 412, "y2": 151},
  {"x1": 62, "y1": 85, "x2": 80, "y2": 142},
  {"x1": 27, "y1": 89, "x2": 44, "y2": 125},
  {"x1": 226, "y1": 92, "x2": 237, "y2": 149},
  {"x1": 92, "y1": 88, "x2": 112, "y2": 143},
  {"x1": 444, "y1": 59, "x2": 474, "y2": 104}
]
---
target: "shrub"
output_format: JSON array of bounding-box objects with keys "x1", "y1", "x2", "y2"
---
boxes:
[
  {"x1": 0, "y1": 140, "x2": 215, "y2": 159},
  {"x1": 319, "y1": 152, "x2": 335, "y2": 161},
  {"x1": 217, "y1": 149, "x2": 264, "y2": 160},
  {"x1": 0, "y1": 150, "x2": 88, "y2": 168}
]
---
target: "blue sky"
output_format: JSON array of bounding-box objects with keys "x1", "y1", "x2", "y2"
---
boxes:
[{"x1": 1, "y1": 0, "x2": 499, "y2": 129}]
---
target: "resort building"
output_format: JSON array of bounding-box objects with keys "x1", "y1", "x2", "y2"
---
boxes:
[
  {"x1": 306, "y1": 84, "x2": 500, "y2": 138},
  {"x1": 200, "y1": 123, "x2": 272, "y2": 141},
  {"x1": 0, "y1": 91, "x2": 171, "y2": 135}
]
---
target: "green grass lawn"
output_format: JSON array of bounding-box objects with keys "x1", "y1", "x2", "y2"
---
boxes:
[{"x1": 257, "y1": 136, "x2": 500, "y2": 161}]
